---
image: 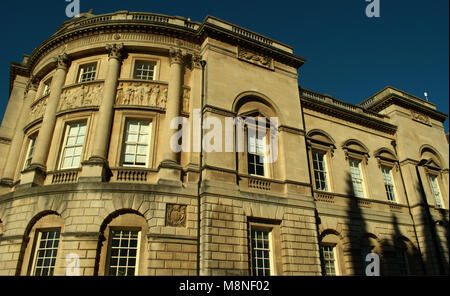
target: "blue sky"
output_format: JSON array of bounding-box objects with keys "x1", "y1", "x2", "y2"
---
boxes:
[{"x1": 1, "y1": 0, "x2": 448, "y2": 131}]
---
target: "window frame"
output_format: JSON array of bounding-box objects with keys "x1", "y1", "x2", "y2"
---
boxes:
[
  {"x1": 20, "y1": 214, "x2": 64, "y2": 276},
  {"x1": 311, "y1": 149, "x2": 331, "y2": 192},
  {"x1": 321, "y1": 244, "x2": 340, "y2": 276},
  {"x1": 30, "y1": 228, "x2": 61, "y2": 276},
  {"x1": 105, "y1": 227, "x2": 142, "y2": 276},
  {"x1": 97, "y1": 213, "x2": 148, "y2": 276},
  {"x1": 248, "y1": 220, "x2": 281, "y2": 276},
  {"x1": 381, "y1": 166, "x2": 397, "y2": 202},
  {"x1": 77, "y1": 62, "x2": 98, "y2": 83},
  {"x1": 23, "y1": 133, "x2": 38, "y2": 170},
  {"x1": 133, "y1": 60, "x2": 157, "y2": 81},
  {"x1": 244, "y1": 123, "x2": 273, "y2": 179},
  {"x1": 120, "y1": 119, "x2": 153, "y2": 168},
  {"x1": 42, "y1": 77, "x2": 52, "y2": 97},
  {"x1": 57, "y1": 121, "x2": 88, "y2": 170},
  {"x1": 428, "y1": 173, "x2": 443, "y2": 208},
  {"x1": 349, "y1": 158, "x2": 367, "y2": 198}
]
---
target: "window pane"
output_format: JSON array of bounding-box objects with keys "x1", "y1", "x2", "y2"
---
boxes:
[
  {"x1": 251, "y1": 229, "x2": 272, "y2": 276},
  {"x1": 350, "y1": 160, "x2": 364, "y2": 198},
  {"x1": 321, "y1": 245, "x2": 337, "y2": 276},
  {"x1": 122, "y1": 121, "x2": 151, "y2": 166},
  {"x1": 33, "y1": 230, "x2": 60, "y2": 276},
  {"x1": 60, "y1": 122, "x2": 86, "y2": 169},
  {"x1": 429, "y1": 176, "x2": 442, "y2": 208},
  {"x1": 312, "y1": 151, "x2": 328, "y2": 191},
  {"x1": 108, "y1": 230, "x2": 140, "y2": 276}
]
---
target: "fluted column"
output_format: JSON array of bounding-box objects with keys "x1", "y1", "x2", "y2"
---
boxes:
[
  {"x1": 0, "y1": 77, "x2": 38, "y2": 185},
  {"x1": 80, "y1": 43, "x2": 123, "y2": 182},
  {"x1": 20, "y1": 54, "x2": 69, "y2": 186},
  {"x1": 158, "y1": 48, "x2": 184, "y2": 185}
]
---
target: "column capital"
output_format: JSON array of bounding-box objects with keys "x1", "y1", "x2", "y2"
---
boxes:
[
  {"x1": 55, "y1": 53, "x2": 70, "y2": 70},
  {"x1": 25, "y1": 76, "x2": 39, "y2": 93},
  {"x1": 169, "y1": 47, "x2": 184, "y2": 65},
  {"x1": 191, "y1": 53, "x2": 203, "y2": 69},
  {"x1": 106, "y1": 43, "x2": 125, "y2": 61}
]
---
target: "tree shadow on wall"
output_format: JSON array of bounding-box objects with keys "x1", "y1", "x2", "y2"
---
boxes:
[{"x1": 344, "y1": 172, "x2": 369, "y2": 276}]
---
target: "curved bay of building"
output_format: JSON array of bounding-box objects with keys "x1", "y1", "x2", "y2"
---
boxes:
[{"x1": 0, "y1": 11, "x2": 448, "y2": 276}]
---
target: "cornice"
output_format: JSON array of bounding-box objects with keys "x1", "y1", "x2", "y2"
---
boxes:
[
  {"x1": 300, "y1": 96, "x2": 397, "y2": 135},
  {"x1": 18, "y1": 12, "x2": 305, "y2": 87},
  {"x1": 365, "y1": 94, "x2": 448, "y2": 123}
]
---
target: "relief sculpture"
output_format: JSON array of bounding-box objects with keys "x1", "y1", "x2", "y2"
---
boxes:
[
  {"x1": 29, "y1": 97, "x2": 48, "y2": 122},
  {"x1": 116, "y1": 82, "x2": 168, "y2": 108},
  {"x1": 58, "y1": 83, "x2": 103, "y2": 111}
]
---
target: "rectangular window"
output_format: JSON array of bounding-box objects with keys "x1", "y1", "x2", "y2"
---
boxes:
[
  {"x1": 382, "y1": 167, "x2": 396, "y2": 202},
  {"x1": 247, "y1": 132, "x2": 266, "y2": 177},
  {"x1": 350, "y1": 159, "x2": 365, "y2": 198},
  {"x1": 59, "y1": 122, "x2": 87, "y2": 169},
  {"x1": 107, "y1": 229, "x2": 141, "y2": 276},
  {"x1": 32, "y1": 230, "x2": 60, "y2": 276},
  {"x1": 321, "y1": 245, "x2": 338, "y2": 276},
  {"x1": 134, "y1": 61, "x2": 156, "y2": 80},
  {"x1": 251, "y1": 229, "x2": 272, "y2": 276},
  {"x1": 122, "y1": 120, "x2": 151, "y2": 167},
  {"x1": 24, "y1": 136, "x2": 37, "y2": 169},
  {"x1": 78, "y1": 63, "x2": 97, "y2": 83},
  {"x1": 312, "y1": 151, "x2": 328, "y2": 191},
  {"x1": 429, "y1": 175, "x2": 442, "y2": 208},
  {"x1": 43, "y1": 78, "x2": 52, "y2": 96}
]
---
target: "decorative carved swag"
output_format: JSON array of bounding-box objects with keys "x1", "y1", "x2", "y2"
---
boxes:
[{"x1": 237, "y1": 47, "x2": 273, "y2": 70}]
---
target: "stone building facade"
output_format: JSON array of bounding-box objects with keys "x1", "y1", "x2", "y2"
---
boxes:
[{"x1": 0, "y1": 11, "x2": 448, "y2": 276}]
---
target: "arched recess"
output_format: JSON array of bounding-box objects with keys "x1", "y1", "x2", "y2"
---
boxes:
[
  {"x1": 374, "y1": 147, "x2": 397, "y2": 162},
  {"x1": 393, "y1": 235, "x2": 421, "y2": 275},
  {"x1": 16, "y1": 210, "x2": 64, "y2": 276},
  {"x1": 319, "y1": 228, "x2": 344, "y2": 276},
  {"x1": 232, "y1": 91, "x2": 282, "y2": 123},
  {"x1": 94, "y1": 208, "x2": 148, "y2": 276},
  {"x1": 233, "y1": 92, "x2": 282, "y2": 180},
  {"x1": 419, "y1": 144, "x2": 444, "y2": 169},
  {"x1": 342, "y1": 139, "x2": 370, "y2": 161}
]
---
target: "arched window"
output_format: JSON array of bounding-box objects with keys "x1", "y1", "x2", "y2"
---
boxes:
[
  {"x1": 234, "y1": 95, "x2": 279, "y2": 180},
  {"x1": 374, "y1": 148, "x2": 401, "y2": 203},
  {"x1": 307, "y1": 130, "x2": 336, "y2": 192},
  {"x1": 18, "y1": 212, "x2": 64, "y2": 276},
  {"x1": 319, "y1": 230, "x2": 343, "y2": 276},
  {"x1": 420, "y1": 145, "x2": 447, "y2": 209},
  {"x1": 360, "y1": 233, "x2": 381, "y2": 275},
  {"x1": 96, "y1": 210, "x2": 148, "y2": 276},
  {"x1": 343, "y1": 140, "x2": 370, "y2": 198}
]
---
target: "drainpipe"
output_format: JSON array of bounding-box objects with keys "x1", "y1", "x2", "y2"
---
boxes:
[
  {"x1": 299, "y1": 87, "x2": 325, "y2": 276},
  {"x1": 391, "y1": 140, "x2": 426, "y2": 274},
  {"x1": 197, "y1": 60, "x2": 207, "y2": 276}
]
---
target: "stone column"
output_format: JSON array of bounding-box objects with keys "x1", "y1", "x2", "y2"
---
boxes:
[
  {"x1": 80, "y1": 43, "x2": 124, "y2": 182},
  {"x1": 158, "y1": 48, "x2": 184, "y2": 185},
  {"x1": 0, "y1": 77, "x2": 39, "y2": 186},
  {"x1": 20, "y1": 54, "x2": 70, "y2": 186}
]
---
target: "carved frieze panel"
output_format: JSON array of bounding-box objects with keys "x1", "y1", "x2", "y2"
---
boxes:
[
  {"x1": 115, "y1": 81, "x2": 168, "y2": 108},
  {"x1": 165, "y1": 204, "x2": 187, "y2": 227},
  {"x1": 58, "y1": 83, "x2": 103, "y2": 112},
  {"x1": 237, "y1": 47, "x2": 273, "y2": 70},
  {"x1": 29, "y1": 97, "x2": 48, "y2": 123},
  {"x1": 410, "y1": 110, "x2": 431, "y2": 125}
]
